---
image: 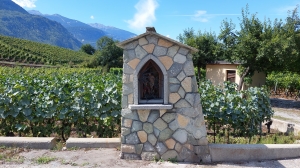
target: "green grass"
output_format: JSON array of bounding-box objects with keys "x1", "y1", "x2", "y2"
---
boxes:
[
  {"x1": 0, "y1": 147, "x2": 25, "y2": 164},
  {"x1": 207, "y1": 132, "x2": 300, "y2": 144},
  {"x1": 34, "y1": 156, "x2": 56, "y2": 164}
]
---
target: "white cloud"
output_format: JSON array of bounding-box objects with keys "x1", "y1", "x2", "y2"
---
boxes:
[
  {"x1": 166, "y1": 11, "x2": 240, "y2": 22},
  {"x1": 126, "y1": 0, "x2": 159, "y2": 30},
  {"x1": 12, "y1": 0, "x2": 37, "y2": 8},
  {"x1": 192, "y1": 10, "x2": 210, "y2": 22},
  {"x1": 90, "y1": 15, "x2": 95, "y2": 19},
  {"x1": 277, "y1": 5, "x2": 298, "y2": 14}
]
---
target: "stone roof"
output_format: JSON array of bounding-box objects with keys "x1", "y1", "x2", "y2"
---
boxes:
[{"x1": 116, "y1": 27, "x2": 199, "y2": 53}]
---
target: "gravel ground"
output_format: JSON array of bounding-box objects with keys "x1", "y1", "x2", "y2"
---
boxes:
[{"x1": 1, "y1": 148, "x2": 300, "y2": 168}]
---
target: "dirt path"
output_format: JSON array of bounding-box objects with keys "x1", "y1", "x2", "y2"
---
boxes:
[
  {"x1": 271, "y1": 98, "x2": 300, "y2": 125},
  {"x1": 1, "y1": 148, "x2": 300, "y2": 168}
]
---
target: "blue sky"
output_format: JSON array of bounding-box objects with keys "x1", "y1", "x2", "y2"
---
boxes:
[{"x1": 12, "y1": 0, "x2": 300, "y2": 40}]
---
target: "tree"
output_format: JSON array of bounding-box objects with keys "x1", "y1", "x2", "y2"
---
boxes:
[
  {"x1": 96, "y1": 36, "x2": 123, "y2": 70},
  {"x1": 219, "y1": 5, "x2": 299, "y2": 90},
  {"x1": 80, "y1": 44, "x2": 95, "y2": 55},
  {"x1": 178, "y1": 28, "x2": 222, "y2": 81}
]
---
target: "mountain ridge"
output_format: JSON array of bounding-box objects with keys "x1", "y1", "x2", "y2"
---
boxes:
[
  {"x1": 0, "y1": 0, "x2": 82, "y2": 50},
  {"x1": 27, "y1": 10, "x2": 136, "y2": 46}
]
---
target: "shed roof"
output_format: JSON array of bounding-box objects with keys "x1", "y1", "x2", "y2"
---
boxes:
[
  {"x1": 206, "y1": 61, "x2": 241, "y2": 65},
  {"x1": 116, "y1": 27, "x2": 199, "y2": 53}
]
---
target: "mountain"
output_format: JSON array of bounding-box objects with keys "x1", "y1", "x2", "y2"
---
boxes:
[
  {"x1": 89, "y1": 23, "x2": 136, "y2": 42},
  {"x1": 0, "y1": 0, "x2": 82, "y2": 50},
  {"x1": 27, "y1": 10, "x2": 136, "y2": 47}
]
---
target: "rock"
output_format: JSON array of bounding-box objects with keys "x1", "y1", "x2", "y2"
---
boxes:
[
  {"x1": 122, "y1": 144, "x2": 136, "y2": 154},
  {"x1": 141, "y1": 152, "x2": 160, "y2": 161},
  {"x1": 147, "y1": 110, "x2": 160, "y2": 123},
  {"x1": 162, "y1": 113, "x2": 176, "y2": 123},
  {"x1": 135, "y1": 45, "x2": 148, "y2": 59},
  {"x1": 174, "y1": 53, "x2": 186, "y2": 64},
  {"x1": 167, "y1": 46, "x2": 179, "y2": 57},
  {"x1": 143, "y1": 142, "x2": 155, "y2": 152},
  {"x1": 148, "y1": 134, "x2": 157, "y2": 146},
  {"x1": 126, "y1": 132, "x2": 140, "y2": 144},
  {"x1": 161, "y1": 150, "x2": 178, "y2": 161},
  {"x1": 173, "y1": 129, "x2": 188, "y2": 144},
  {"x1": 143, "y1": 122, "x2": 154, "y2": 134},
  {"x1": 153, "y1": 46, "x2": 168, "y2": 56},
  {"x1": 168, "y1": 63, "x2": 183, "y2": 77},
  {"x1": 156, "y1": 142, "x2": 168, "y2": 155},
  {"x1": 153, "y1": 118, "x2": 168, "y2": 131},
  {"x1": 131, "y1": 120, "x2": 143, "y2": 132},
  {"x1": 158, "y1": 128, "x2": 173, "y2": 141}
]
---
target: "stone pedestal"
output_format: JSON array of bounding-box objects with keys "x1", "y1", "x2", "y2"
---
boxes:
[{"x1": 117, "y1": 27, "x2": 211, "y2": 163}]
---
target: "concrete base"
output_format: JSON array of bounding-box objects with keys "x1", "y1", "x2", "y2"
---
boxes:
[
  {"x1": 0, "y1": 137, "x2": 56, "y2": 149},
  {"x1": 270, "y1": 118, "x2": 300, "y2": 136},
  {"x1": 209, "y1": 144, "x2": 300, "y2": 162},
  {"x1": 66, "y1": 138, "x2": 120, "y2": 148}
]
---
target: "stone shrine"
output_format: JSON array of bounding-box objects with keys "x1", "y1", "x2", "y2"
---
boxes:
[{"x1": 117, "y1": 27, "x2": 211, "y2": 162}]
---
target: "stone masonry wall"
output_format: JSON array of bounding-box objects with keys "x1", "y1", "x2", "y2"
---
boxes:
[{"x1": 120, "y1": 34, "x2": 210, "y2": 162}]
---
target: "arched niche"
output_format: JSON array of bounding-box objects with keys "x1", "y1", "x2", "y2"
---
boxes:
[{"x1": 133, "y1": 55, "x2": 168, "y2": 105}]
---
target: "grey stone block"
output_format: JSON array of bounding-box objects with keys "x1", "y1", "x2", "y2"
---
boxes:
[
  {"x1": 167, "y1": 46, "x2": 179, "y2": 57},
  {"x1": 131, "y1": 120, "x2": 143, "y2": 132},
  {"x1": 141, "y1": 152, "x2": 160, "y2": 161},
  {"x1": 161, "y1": 150, "x2": 178, "y2": 161},
  {"x1": 169, "y1": 84, "x2": 180, "y2": 93},
  {"x1": 175, "y1": 99, "x2": 191, "y2": 108},
  {"x1": 148, "y1": 134, "x2": 157, "y2": 146},
  {"x1": 123, "y1": 153, "x2": 141, "y2": 160},
  {"x1": 168, "y1": 62, "x2": 183, "y2": 77},
  {"x1": 173, "y1": 129, "x2": 188, "y2": 144},
  {"x1": 146, "y1": 35, "x2": 158, "y2": 45},
  {"x1": 143, "y1": 122, "x2": 154, "y2": 134},
  {"x1": 153, "y1": 46, "x2": 168, "y2": 57},
  {"x1": 158, "y1": 128, "x2": 173, "y2": 141},
  {"x1": 122, "y1": 109, "x2": 139, "y2": 120},
  {"x1": 124, "y1": 41, "x2": 138, "y2": 50},
  {"x1": 156, "y1": 142, "x2": 168, "y2": 155},
  {"x1": 169, "y1": 77, "x2": 180, "y2": 84},
  {"x1": 123, "y1": 63, "x2": 134, "y2": 74},
  {"x1": 144, "y1": 142, "x2": 155, "y2": 152},
  {"x1": 123, "y1": 49, "x2": 136, "y2": 63},
  {"x1": 162, "y1": 113, "x2": 176, "y2": 123},
  {"x1": 174, "y1": 53, "x2": 186, "y2": 64},
  {"x1": 178, "y1": 47, "x2": 189, "y2": 55},
  {"x1": 126, "y1": 132, "x2": 140, "y2": 144},
  {"x1": 135, "y1": 45, "x2": 148, "y2": 59},
  {"x1": 147, "y1": 110, "x2": 160, "y2": 123},
  {"x1": 184, "y1": 61, "x2": 195, "y2": 76}
]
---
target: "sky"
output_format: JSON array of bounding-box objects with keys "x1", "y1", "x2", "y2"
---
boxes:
[{"x1": 12, "y1": 0, "x2": 300, "y2": 40}]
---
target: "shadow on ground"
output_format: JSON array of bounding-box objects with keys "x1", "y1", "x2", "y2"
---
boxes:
[{"x1": 271, "y1": 98, "x2": 300, "y2": 109}]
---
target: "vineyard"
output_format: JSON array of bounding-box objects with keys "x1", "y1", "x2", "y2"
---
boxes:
[
  {"x1": 0, "y1": 66, "x2": 292, "y2": 143},
  {"x1": 0, "y1": 35, "x2": 95, "y2": 66},
  {"x1": 0, "y1": 67, "x2": 122, "y2": 141},
  {"x1": 199, "y1": 81, "x2": 274, "y2": 143},
  {"x1": 266, "y1": 71, "x2": 300, "y2": 100}
]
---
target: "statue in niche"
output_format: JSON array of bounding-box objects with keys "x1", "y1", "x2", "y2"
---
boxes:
[{"x1": 139, "y1": 60, "x2": 162, "y2": 101}]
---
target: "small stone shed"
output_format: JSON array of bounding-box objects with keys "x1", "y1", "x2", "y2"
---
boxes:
[
  {"x1": 117, "y1": 27, "x2": 210, "y2": 162},
  {"x1": 206, "y1": 61, "x2": 266, "y2": 90}
]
